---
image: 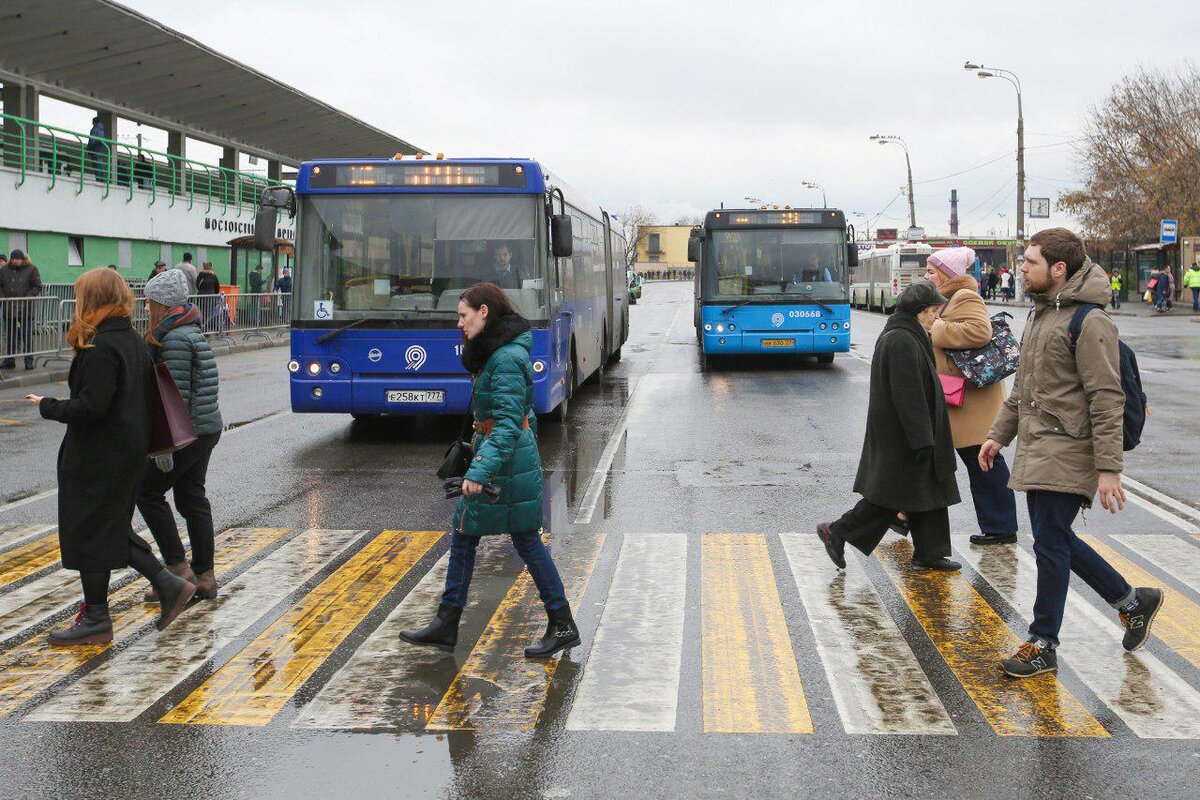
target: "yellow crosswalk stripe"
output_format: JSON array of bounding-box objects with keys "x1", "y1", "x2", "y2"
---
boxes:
[
  {"x1": 701, "y1": 533, "x2": 812, "y2": 734},
  {"x1": 1080, "y1": 535, "x2": 1200, "y2": 671},
  {"x1": 161, "y1": 529, "x2": 442, "y2": 726},
  {"x1": 0, "y1": 536, "x2": 60, "y2": 589},
  {"x1": 425, "y1": 532, "x2": 605, "y2": 731},
  {"x1": 0, "y1": 528, "x2": 291, "y2": 716},
  {"x1": 876, "y1": 540, "x2": 1107, "y2": 737}
]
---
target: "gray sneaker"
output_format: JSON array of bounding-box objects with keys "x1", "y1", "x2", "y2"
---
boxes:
[
  {"x1": 1000, "y1": 640, "x2": 1057, "y2": 678},
  {"x1": 1120, "y1": 588, "x2": 1165, "y2": 652}
]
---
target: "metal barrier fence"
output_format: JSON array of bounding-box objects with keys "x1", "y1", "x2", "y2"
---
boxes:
[{"x1": 0, "y1": 293, "x2": 290, "y2": 378}]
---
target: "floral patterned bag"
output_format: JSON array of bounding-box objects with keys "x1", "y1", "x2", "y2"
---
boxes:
[{"x1": 945, "y1": 312, "x2": 1021, "y2": 388}]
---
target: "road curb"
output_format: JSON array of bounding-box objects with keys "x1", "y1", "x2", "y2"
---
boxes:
[{"x1": 0, "y1": 335, "x2": 289, "y2": 391}]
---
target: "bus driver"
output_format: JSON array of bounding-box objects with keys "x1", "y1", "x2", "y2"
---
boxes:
[
  {"x1": 488, "y1": 245, "x2": 524, "y2": 289},
  {"x1": 797, "y1": 253, "x2": 834, "y2": 283}
]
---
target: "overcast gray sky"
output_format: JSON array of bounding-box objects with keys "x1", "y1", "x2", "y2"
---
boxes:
[{"x1": 112, "y1": 0, "x2": 1199, "y2": 236}]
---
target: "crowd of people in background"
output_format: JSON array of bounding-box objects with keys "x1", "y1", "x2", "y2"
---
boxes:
[
  {"x1": 0, "y1": 249, "x2": 44, "y2": 370},
  {"x1": 638, "y1": 268, "x2": 693, "y2": 281}
]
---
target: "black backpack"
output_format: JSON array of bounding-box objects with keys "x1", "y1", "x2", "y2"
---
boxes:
[{"x1": 1067, "y1": 303, "x2": 1147, "y2": 451}]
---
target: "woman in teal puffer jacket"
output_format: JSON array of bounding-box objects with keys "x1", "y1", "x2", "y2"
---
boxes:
[
  {"x1": 136, "y1": 268, "x2": 224, "y2": 601},
  {"x1": 401, "y1": 283, "x2": 580, "y2": 659}
]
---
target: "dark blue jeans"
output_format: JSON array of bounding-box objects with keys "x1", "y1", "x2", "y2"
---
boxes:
[
  {"x1": 1191, "y1": 287, "x2": 1199, "y2": 311},
  {"x1": 958, "y1": 445, "x2": 1018, "y2": 536},
  {"x1": 1027, "y1": 490, "x2": 1135, "y2": 647},
  {"x1": 442, "y1": 531, "x2": 568, "y2": 612}
]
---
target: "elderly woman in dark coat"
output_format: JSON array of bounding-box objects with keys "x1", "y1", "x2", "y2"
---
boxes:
[
  {"x1": 817, "y1": 280, "x2": 963, "y2": 571},
  {"x1": 25, "y1": 268, "x2": 195, "y2": 646},
  {"x1": 401, "y1": 283, "x2": 579, "y2": 659}
]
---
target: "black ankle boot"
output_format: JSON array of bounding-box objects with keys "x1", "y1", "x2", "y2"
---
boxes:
[
  {"x1": 524, "y1": 604, "x2": 581, "y2": 659},
  {"x1": 152, "y1": 569, "x2": 196, "y2": 631},
  {"x1": 47, "y1": 602, "x2": 113, "y2": 647},
  {"x1": 399, "y1": 603, "x2": 462, "y2": 652}
]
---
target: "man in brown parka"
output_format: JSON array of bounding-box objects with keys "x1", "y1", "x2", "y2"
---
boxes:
[{"x1": 979, "y1": 227, "x2": 1163, "y2": 678}]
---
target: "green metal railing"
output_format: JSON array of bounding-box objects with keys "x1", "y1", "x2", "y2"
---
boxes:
[{"x1": 0, "y1": 113, "x2": 285, "y2": 215}]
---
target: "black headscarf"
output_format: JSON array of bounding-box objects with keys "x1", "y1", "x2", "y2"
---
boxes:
[{"x1": 461, "y1": 313, "x2": 531, "y2": 374}]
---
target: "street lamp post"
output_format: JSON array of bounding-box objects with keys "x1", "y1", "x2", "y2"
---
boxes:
[
  {"x1": 869, "y1": 135, "x2": 916, "y2": 230},
  {"x1": 964, "y1": 61, "x2": 1024, "y2": 300},
  {"x1": 801, "y1": 181, "x2": 827, "y2": 208}
]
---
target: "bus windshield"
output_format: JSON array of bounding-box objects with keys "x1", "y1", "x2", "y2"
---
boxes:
[
  {"x1": 703, "y1": 228, "x2": 848, "y2": 301},
  {"x1": 295, "y1": 194, "x2": 545, "y2": 322}
]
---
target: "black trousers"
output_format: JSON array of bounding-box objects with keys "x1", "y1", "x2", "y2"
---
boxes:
[
  {"x1": 136, "y1": 432, "x2": 220, "y2": 574},
  {"x1": 831, "y1": 499, "x2": 951, "y2": 562}
]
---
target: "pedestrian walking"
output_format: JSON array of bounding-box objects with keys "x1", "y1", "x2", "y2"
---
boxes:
[
  {"x1": 195, "y1": 262, "x2": 221, "y2": 296},
  {"x1": 1, "y1": 249, "x2": 44, "y2": 371},
  {"x1": 1109, "y1": 270, "x2": 1122, "y2": 309},
  {"x1": 987, "y1": 268, "x2": 1000, "y2": 300},
  {"x1": 1153, "y1": 266, "x2": 1173, "y2": 312},
  {"x1": 173, "y1": 252, "x2": 198, "y2": 295},
  {"x1": 979, "y1": 228, "x2": 1163, "y2": 678},
  {"x1": 921, "y1": 247, "x2": 1019, "y2": 545},
  {"x1": 817, "y1": 280, "x2": 963, "y2": 573},
  {"x1": 401, "y1": 283, "x2": 581, "y2": 658},
  {"x1": 24, "y1": 268, "x2": 195, "y2": 646},
  {"x1": 1184, "y1": 262, "x2": 1200, "y2": 312},
  {"x1": 274, "y1": 267, "x2": 292, "y2": 320},
  {"x1": 999, "y1": 269, "x2": 1014, "y2": 302},
  {"x1": 136, "y1": 269, "x2": 223, "y2": 602},
  {"x1": 248, "y1": 264, "x2": 266, "y2": 295}
]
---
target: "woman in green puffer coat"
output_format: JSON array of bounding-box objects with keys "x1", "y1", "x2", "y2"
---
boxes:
[
  {"x1": 136, "y1": 268, "x2": 224, "y2": 602},
  {"x1": 401, "y1": 283, "x2": 580, "y2": 659}
]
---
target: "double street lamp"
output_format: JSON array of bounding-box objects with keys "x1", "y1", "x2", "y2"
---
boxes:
[
  {"x1": 964, "y1": 61, "x2": 1025, "y2": 299},
  {"x1": 801, "y1": 180, "x2": 826, "y2": 208},
  {"x1": 869, "y1": 135, "x2": 917, "y2": 229}
]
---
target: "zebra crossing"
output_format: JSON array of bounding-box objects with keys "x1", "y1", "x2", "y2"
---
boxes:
[{"x1": 3, "y1": 521, "x2": 1200, "y2": 739}]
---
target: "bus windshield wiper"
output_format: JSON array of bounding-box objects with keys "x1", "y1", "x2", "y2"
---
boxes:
[
  {"x1": 316, "y1": 316, "x2": 375, "y2": 344},
  {"x1": 720, "y1": 298, "x2": 775, "y2": 315},
  {"x1": 796, "y1": 292, "x2": 834, "y2": 313}
]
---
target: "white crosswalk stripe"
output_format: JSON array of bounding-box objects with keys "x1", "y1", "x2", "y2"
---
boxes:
[
  {"x1": 566, "y1": 533, "x2": 689, "y2": 732},
  {"x1": 1114, "y1": 534, "x2": 1200, "y2": 594},
  {"x1": 0, "y1": 524, "x2": 54, "y2": 553},
  {"x1": 954, "y1": 535, "x2": 1200, "y2": 739}
]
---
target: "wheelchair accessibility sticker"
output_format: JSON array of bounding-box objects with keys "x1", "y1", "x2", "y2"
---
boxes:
[{"x1": 314, "y1": 300, "x2": 334, "y2": 320}]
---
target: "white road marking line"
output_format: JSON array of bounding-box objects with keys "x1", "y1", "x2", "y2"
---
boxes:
[
  {"x1": 26, "y1": 528, "x2": 364, "y2": 723},
  {"x1": 0, "y1": 410, "x2": 292, "y2": 517},
  {"x1": 566, "y1": 533, "x2": 688, "y2": 732},
  {"x1": 1115, "y1": 534, "x2": 1200, "y2": 595},
  {"x1": 780, "y1": 533, "x2": 956, "y2": 735},
  {"x1": 0, "y1": 523, "x2": 54, "y2": 552},
  {"x1": 573, "y1": 302, "x2": 684, "y2": 525},
  {"x1": 954, "y1": 534, "x2": 1200, "y2": 738}
]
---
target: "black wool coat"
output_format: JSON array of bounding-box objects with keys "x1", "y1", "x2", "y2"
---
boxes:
[
  {"x1": 40, "y1": 317, "x2": 155, "y2": 570},
  {"x1": 852, "y1": 310, "x2": 961, "y2": 512}
]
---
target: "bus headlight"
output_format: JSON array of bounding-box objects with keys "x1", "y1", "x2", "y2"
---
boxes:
[
  {"x1": 288, "y1": 360, "x2": 300, "y2": 373},
  {"x1": 716, "y1": 324, "x2": 725, "y2": 333},
  {"x1": 704, "y1": 324, "x2": 712, "y2": 331},
  {"x1": 329, "y1": 362, "x2": 341, "y2": 374},
  {"x1": 532, "y1": 360, "x2": 546, "y2": 374},
  {"x1": 307, "y1": 362, "x2": 322, "y2": 376}
]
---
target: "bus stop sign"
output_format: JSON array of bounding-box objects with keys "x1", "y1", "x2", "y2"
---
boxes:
[{"x1": 1161, "y1": 219, "x2": 1179, "y2": 244}]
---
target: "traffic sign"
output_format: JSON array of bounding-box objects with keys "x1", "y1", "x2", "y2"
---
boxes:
[{"x1": 1161, "y1": 219, "x2": 1179, "y2": 244}]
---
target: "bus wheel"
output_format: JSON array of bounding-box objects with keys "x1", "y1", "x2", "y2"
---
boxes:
[
  {"x1": 608, "y1": 345, "x2": 622, "y2": 364},
  {"x1": 556, "y1": 356, "x2": 576, "y2": 424},
  {"x1": 817, "y1": 353, "x2": 835, "y2": 365}
]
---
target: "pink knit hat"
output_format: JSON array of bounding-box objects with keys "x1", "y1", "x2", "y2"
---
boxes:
[{"x1": 928, "y1": 247, "x2": 976, "y2": 278}]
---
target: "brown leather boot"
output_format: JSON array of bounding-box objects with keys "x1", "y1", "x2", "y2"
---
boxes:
[
  {"x1": 144, "y1": 562, "x2": 196, "y2": 603},
  {"x1": 193, "y1": 569, "x2": 218, "y2": 600}
]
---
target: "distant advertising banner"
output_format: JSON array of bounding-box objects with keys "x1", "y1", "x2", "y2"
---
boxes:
[{"x1": 876, "y1": 228, "x2": 898, "y2": 241}]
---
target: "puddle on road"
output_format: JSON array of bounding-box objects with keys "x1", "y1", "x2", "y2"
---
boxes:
[{"x1": 677, "y1": 454, "x2": 855, "y2": 488}]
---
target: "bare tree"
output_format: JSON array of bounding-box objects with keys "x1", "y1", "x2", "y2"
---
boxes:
[
  {"x1": 1061, "y1": 64, "x2": 1200, "y2": 247},
  {"x1": 617, "y1": 205, "x2": 658, "y2": 267},
  {"x1": 674, "y1": 214, "x2": 703, "y2": 226}
]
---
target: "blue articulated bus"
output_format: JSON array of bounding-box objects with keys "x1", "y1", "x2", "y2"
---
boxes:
[
  {"x1": 254, "y1": 158, "x2": 628, "y2": 421},
  {"x1": 688, "y1": 208, "x2": 858, "y2": 367}
]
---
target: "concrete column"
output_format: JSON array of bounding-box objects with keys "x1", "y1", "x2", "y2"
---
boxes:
[
  {"x1": 267, "y1": 158, "x2": 281, "y2": 182},
  {"x1": 167, "y1": 130, "x2": 186, "y2": 195},
  {"x1": 1, "y1": 83, "x2": 40, "y2": 170}
]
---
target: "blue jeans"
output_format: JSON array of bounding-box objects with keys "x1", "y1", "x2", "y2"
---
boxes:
[
  {"x1": 1027, "y1": 490, "x2": 1134, "y2": 647},
  {"x1": 958, "y1": 445, "x2": 1018, "y2": 536},
  {"x1": 442, "y1": 531, "x2": 568, "y2": 612},
  {"x1": 1191, "y1": 287, "x2": 1199, "y2": 311}
]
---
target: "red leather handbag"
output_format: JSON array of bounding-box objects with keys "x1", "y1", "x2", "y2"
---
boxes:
[
  {"x1": 939, "y1": 374, "x2": 966, "y2": 408},
  {"x1": 149, "y1": 362, "x2": 198, "y2": 457}
]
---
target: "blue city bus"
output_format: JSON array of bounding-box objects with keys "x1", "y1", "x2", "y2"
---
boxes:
[
  {"x1": 254, "y1": 158, "x2": 629, "y2": 421},
  {"x1": 689, "y1": 208, "x2": 857, "y2": 367}
]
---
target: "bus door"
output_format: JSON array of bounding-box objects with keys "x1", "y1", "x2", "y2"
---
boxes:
[{"x1": 601, "y1": 211, "x2": 616, "y2": 356}]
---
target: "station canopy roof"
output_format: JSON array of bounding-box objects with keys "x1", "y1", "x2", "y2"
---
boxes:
[{"x1": 0, "y1": 0, "x2": 423, "y2": 164}]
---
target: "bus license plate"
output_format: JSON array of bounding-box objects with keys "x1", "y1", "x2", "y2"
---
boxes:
[
  {"x1": 761, "y1": 339, "x2": 795, "y2": 348},
  {"x1": 386, "y1": 390, "x2": 445, "y2": 404}
]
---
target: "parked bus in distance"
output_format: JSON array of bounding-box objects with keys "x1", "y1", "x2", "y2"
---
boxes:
[
  {"x1": 253, "y1": 158, "x2": 628, "y2": 421},
  {"x1": 850, "y1": 241, "x2": 932, "y2": 313},
  {"x1": 688, "y1": 207, "x2": 857, "y2": 367}
]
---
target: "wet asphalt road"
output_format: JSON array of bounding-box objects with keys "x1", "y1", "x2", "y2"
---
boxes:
[{"x1": 1, "y1": 283, "x2": 1200, "y2": 799}]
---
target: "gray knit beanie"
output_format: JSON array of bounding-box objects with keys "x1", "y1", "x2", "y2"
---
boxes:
[{"x1": 144, "y1": 268, "x2": 190, "y2": 307}]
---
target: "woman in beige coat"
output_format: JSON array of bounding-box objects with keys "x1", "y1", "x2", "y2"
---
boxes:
[{"x1": 900, "y1": 247, "x2": 1018, "y2": 544}]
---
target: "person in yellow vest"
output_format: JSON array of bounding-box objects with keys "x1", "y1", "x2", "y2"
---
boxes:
[
  {"x1": 1183, "y1": 262, "x2": 1200, "y2": 312},
  {"x1": 1109, "y1": 270, "x2": 1122, "y2": 309}
]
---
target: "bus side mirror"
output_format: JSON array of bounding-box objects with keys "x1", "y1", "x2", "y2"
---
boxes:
[
  {"x1": 255, "y1": 186, "x2": 296, "y2": 252},
  {"x1": 551, "y1": 214, "x2": 574, "y2": 258},
  {"x1": 847, "y1": 243, "x2": 859, "y2": 267},
  {"x1": 687, "y1": 235, "x2": 701, "y2": 263}
]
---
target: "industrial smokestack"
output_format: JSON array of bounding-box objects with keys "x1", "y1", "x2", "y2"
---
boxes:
[{"x1": 949, "y1": 189, "x2": 959, "y2": 236}]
